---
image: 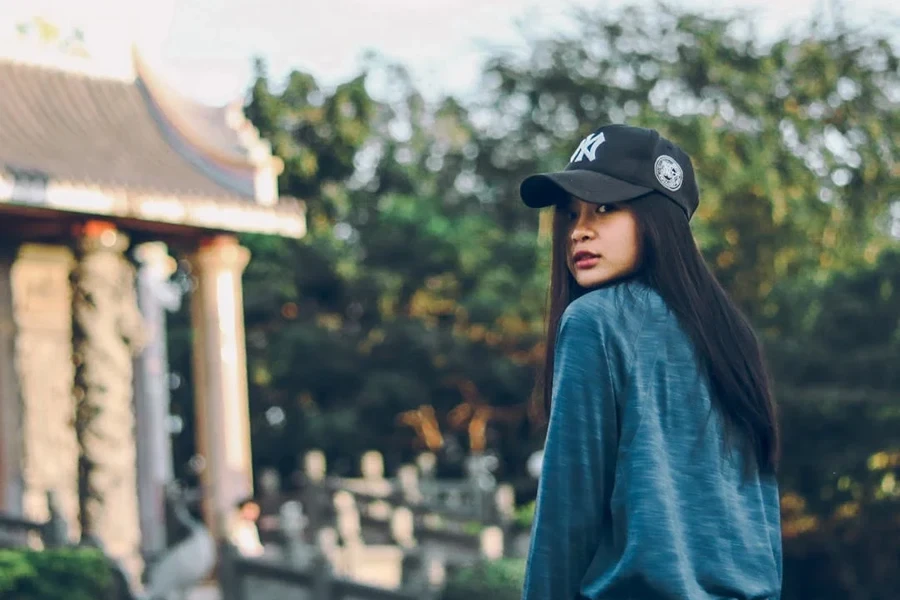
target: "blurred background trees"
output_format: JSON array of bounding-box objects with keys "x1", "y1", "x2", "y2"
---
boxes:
[{"x1": 166, "y1": 4, "x2": 899, "y2": 596}]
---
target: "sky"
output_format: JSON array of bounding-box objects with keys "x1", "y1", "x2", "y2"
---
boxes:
[
  {"x1": 156, "y1": 0, "x2": 898, "y2": 104},
  {"x1": 3, "y1": 0, "x2": 897, "y2": 105}
]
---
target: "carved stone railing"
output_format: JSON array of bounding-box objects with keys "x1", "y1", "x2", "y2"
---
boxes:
[
  {"x1": 0, "y1": 503, "x2": 65, "y2": 549},
  {"x1": 220, "y1": 449, "x2": 536, "y2": 600},
  {"x1": 219, "y1": 541, "x2": 431, "y2": 600},
  {"x1": 288, "y1": 450, "x2": 516, "y2": 535}
]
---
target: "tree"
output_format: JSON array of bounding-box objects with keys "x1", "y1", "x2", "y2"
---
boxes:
[
  {"x1": 222, "y1": 60, "x2": 549, "y2": 478},
  {"x1": 474, "y1": 4, "x2": 898, "y2": 321}
]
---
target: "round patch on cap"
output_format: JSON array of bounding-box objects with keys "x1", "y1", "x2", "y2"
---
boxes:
[{"x1": 654, "y1": 155, "x2": 683, "y2": 191}]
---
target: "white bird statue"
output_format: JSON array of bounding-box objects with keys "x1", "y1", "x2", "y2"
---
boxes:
[{"x1": 141, "y1": 484, "x2": 216, "y2": 600}]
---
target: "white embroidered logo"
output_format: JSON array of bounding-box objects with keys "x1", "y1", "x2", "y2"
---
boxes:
[
  {"x1": 654, "y1": 155, "x2": 683, "y2": 191},
  {"x1": 569, "y1": 132, "x2": 606, "y2": 163}
]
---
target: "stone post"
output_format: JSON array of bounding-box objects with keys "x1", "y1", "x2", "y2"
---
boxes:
[
  {"x1": 397, "y1": 464, "x2": 421, "y2": 504},
  {"x1": 72, "y1": 221, "x2": 147, "y2": 582},
  {"x1": 415, "y1": 452, "x2": 437, "y2": 479},
  {"x1": 301, "y1": 450, "x2": 327, "y2": 538},
  {"x1": 133, "y1": 242, "x2": 183, "y2": 560},
  {"x1": 494, "y1": 483, "x2": 516, "y2": 525},
  {"x1": 304, "y1": 450, "x2": 327, "y2": 483},
  {"x1": 280, "y1": 500, "x2": 310, "y2": 566},
  {"x1": 0, "y1": 243, "x2": 22, "y2": 514},
  {"x1": 187, "y1": 235, "x2": 253, "y2": 537},
  {"x1": 390, "y1": 506, "x2": 415, "y2": 549},
  {"x1": 361, "y1": 450, "x2": 385, "y2": 482},
  {"x1": 479, "y1": 525, "x2": 504, "y2": 560}
]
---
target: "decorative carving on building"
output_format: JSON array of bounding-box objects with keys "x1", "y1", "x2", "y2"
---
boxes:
[
  {"x1": 71, "y1": 224, "x2": 147, "y2": 581},
  {"x1": 10, "y1": 244, "x2": 80, "y2": 540}
]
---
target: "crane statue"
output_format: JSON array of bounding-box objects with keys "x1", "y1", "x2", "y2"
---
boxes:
[{"x1": 141, "y1": 483, "x2": 216, "y2": 600}]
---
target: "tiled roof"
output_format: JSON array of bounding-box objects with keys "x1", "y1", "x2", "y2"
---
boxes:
[
  {"x1": 135, "y1": 56, "x2": 256, "y2": 167},
  {"x1": 0, "y1": 58, "x2": 247, "y2": 199}
]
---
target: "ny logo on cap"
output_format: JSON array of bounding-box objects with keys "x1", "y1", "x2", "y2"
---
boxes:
[{"x1": 570, "y1": 132, "x2": 606, "y2": 163}]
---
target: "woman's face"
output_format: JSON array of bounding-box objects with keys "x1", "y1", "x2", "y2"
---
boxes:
[{"x1": 563, "y1": 196, "x2": 640, "y2": 289}]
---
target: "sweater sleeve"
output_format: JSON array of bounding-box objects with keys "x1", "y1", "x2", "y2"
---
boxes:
[{"x1": 522, "y1": 299, "x2": 621, "y2": 600}]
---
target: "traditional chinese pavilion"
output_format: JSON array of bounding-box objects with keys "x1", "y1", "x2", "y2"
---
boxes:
[{"x1": 0, "y1": 21, "x2": 305, "y2": 582}]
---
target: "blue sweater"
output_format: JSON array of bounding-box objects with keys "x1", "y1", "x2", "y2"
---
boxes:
[{"x1": 522, "y1": 281, "x2": 782, "y2": 600}]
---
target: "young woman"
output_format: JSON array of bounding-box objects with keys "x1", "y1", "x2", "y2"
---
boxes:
[{"x1": 519, "y1": 124, "x2": 782, "y2": 599}]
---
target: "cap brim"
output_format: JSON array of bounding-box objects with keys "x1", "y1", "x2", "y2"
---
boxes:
[{"x1": 520, "y1": 170, "x2": 654, "y2": 209}]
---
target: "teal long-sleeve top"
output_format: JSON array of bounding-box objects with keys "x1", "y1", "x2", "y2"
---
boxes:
[{"x1": 522, "y1": 281, "x2": 782, "y2": 600}]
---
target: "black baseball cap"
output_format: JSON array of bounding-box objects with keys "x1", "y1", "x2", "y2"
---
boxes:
[{"x1": 520, "y1": 124, "x2": 699, "y2": 220}]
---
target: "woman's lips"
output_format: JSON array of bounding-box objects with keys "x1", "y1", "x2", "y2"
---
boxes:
[
  {"x1": 572, "y1": 250, "x2": 600, "y2": 270},
  {"x1": 574, "y1": 256, "x2": 599, "y2": 269}
]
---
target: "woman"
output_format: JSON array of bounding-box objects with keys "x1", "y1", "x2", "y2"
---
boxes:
[{"x1": 519, "y1": 124, "x2": 782, "y2": 599}]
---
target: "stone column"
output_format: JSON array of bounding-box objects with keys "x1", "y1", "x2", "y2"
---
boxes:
[
  {"x1": 187, "y1": 235, "x2": 253, "y2": 537},
  {"x1": 0, "y1": 243, "x2": 23, "y2": 514},
  {"x1": 10, "y1": 244, "x2": 79, "y2": 537},
  {"x1": 133, "y1": 242, "x2": 183, "y2": 560},
  {"x1": 72, "y1": 221, "x2": 146, "y2": 582}
]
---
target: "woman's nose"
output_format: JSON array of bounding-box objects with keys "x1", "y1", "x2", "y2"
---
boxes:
[{"x1": 571, "y1": 225, "x2": 594, "y2": 242}]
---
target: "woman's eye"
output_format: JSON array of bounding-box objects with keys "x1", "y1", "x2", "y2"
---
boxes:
[{"x1": 568, "y1": 212, "x2": 578, "y2": 221}]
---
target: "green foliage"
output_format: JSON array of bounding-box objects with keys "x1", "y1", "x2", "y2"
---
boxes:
[
  {"x1": 219, "y1": 57, "x2": 549, "y2": 475},
  {"x1": 462, "y1": 521, "x2": 484, "y2": 536},
  {"x1": 768, "y1": 250, "x2": 900, "y2": 515},
  {"x1": 783, "y1": 509, "x2": 900, "y2": 600},
  {"x1": 513, "y1": 501, "x2": 535, "y2": 530},
  {"x1": 441, "y1": 559, "x2": 526, "y2": 600},
  {"x1": 0, "y1": 548, "x2": 112, "y2": 600},
  {"x1": 766, "y1": 249, "x2": 900, "y2": 387},
  {"x1": 766, "y1": 252, "x2": 900, "y2": 599}
]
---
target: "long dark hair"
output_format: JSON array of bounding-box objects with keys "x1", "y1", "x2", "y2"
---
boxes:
[{"x1": 534, "y1": 192, "x2": 780, "y2": 474}]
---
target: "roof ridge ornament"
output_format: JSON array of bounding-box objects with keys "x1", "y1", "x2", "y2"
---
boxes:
[
  {"x1": 2, "y1": 16, "x2": 134, "y2": 81},
  {"x1": 133, "y1": 49, "x2": 284, "y2": 204},
  {"x1": 14, "y1": 17, "x2": 89, "y2": 58}
]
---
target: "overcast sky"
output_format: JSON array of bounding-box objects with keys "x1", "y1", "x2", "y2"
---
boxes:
[{"x1": 3, "y1": 0, "x2": 896, "y2": 105}]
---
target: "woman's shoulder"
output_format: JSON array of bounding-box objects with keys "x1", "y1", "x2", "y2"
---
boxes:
[
  {"x1": 560, "y1": 280, "x2": 658, "y2": 347},
  {"x1": 565, "y1": 279, "x2": 656, "y2": 320}
]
